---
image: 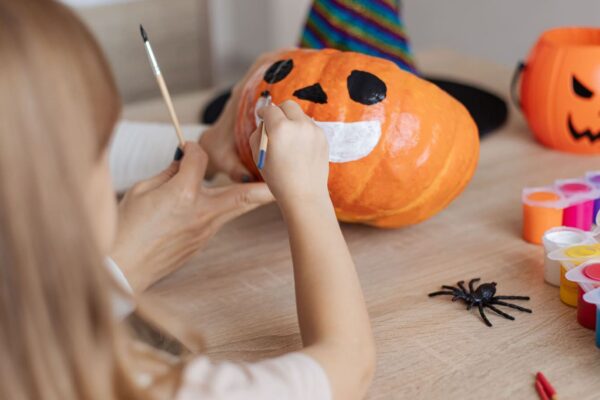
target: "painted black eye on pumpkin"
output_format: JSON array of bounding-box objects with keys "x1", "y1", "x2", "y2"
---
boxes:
[
  {"x1": 572, "y1": 76, "x2": 594, "y2": 99},
  {"x1": 263, "y1": 59, "x2": 293, "y2": 84},
  {"x1": 347, "y1": 70, "x2": 387, "y2": 105}
]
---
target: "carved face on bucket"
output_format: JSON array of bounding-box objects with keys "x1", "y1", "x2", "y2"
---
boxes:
[
  {"x1": 519, "y1": 27, "x2": 600, "y2": 154},
  {"x1": 568, "y1": 75, "x2": 600, "y2": 143},
  {"x1": 252, "y1": 59, "x2": 387, "y2": 163}
]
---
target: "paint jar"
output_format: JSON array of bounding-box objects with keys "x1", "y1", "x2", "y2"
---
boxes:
[
  {"x1": 577, "y1": 284, "x2": 597, "y2": 330},
  {"x1": 585, "y1": 171, "x2": 600, "y2": 223},
  {"x1": 522, "y1": 187, "x2": 566, "y2": 244},
  {"x1": 583, "y1": 288, "x2": 600, "y2": 348},
  {"x1": 565, "y1": 260, "x2": 600, "y2": 329},
  {"x1": 559, "y1": 262, "x2": 580, "y2": 306},
  {"x1": 549, "y1": 244, "x2": 600, "y2": 307},
  {"x1": 555, "y1": 179, "x2": 598, "y2": 231},
  {"x1": 542, "y1": 227, "x2": 595, "y2": 286}
]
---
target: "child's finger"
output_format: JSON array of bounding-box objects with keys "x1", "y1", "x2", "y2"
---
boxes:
[
  {"x1": 130, "y1": 162, "x2": 180, "y2": 194},
  {"x1": 209, "y1": 148, "x2": 254, "y2": 183},
  {"x1": 279, "y1": 100, "x2": 306, "y2": 121},
  {"x1": 207, "y1": 182, "x2": 274, "y2": 224},
  {"x1": 257, "y1": 104, "x2": 288, "y2": 129},
  {"x1": 227, "y1": 159, "x2": 254, "y2": 183},
  {"x1": 172, "y1": 142, "x2": 208, "y2": 188}
]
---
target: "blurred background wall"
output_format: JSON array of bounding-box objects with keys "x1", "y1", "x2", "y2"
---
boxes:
[
  {"x1": 65, "y1": 0, "x2": 600, "y2": 102},
  {"x1": 404, "y1": 0, "x2": 600, "y2": 66},
  {"x1": 67, "y1": 0, "x2": 211, "y2": 103}
]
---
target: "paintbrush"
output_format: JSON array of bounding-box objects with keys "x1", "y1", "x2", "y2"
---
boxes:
[
  {"x1": 139, "y1": 24, "x2": 186, "y2": 160},
  {"x1": 256, "y1": 60, "x2": 290, "y2": 170},
  {"x1": 256, "y1": 94, "x2": 271, "y2": 170}
]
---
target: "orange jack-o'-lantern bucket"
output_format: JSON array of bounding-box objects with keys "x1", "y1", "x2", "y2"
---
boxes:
[{"x1": 512, "y1": 27, "x2": 600, "y2": 154}]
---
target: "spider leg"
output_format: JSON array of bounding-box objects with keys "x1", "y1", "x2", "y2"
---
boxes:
[
  {"x1": 484, "y1": 304, "x2": 515, "y2": 320},
  {"x1": 428, "y1": 290, "x2": 454, "y2": 297},
  {"x1": 457, "y1": 281, "x2": 467, "y2": 293},
  {"x1": 491, "y1": 300, "x2": 532, "y2": 313},
  {"x1": 478, "y1": 303, "x2": 492, "y2": 327},
  {"x1": 494, "y1": 295, "x2": 530, "y2": 301},
  {"x1": 469, "y1": 278, "x2": 481, "y2": 294},
  {"x1": 452, "y1": 293, "x2": 470, "y2": 303},
  {"x1": 442, "y1": 285, "x2": 461, "y2": 292}
]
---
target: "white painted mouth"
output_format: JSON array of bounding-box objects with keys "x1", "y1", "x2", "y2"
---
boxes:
[
  {"x1": 315, "y1": 120, "x2": 381, "y2": 163},
  {"x1": 254, "y1": 99, "x2": 381, "y2": 163}
]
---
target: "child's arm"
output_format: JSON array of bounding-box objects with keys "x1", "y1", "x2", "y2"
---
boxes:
[
  {"x1": 285, "y1": 192, "x2": 376, "y2": 400},
  {"x1": 251, "y1": 101, "x2": 376, "y2": 400}
]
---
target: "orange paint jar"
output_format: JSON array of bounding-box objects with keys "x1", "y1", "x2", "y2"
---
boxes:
[{"x1": 522, "y1": 187, "x2": 566, "y2": 244}]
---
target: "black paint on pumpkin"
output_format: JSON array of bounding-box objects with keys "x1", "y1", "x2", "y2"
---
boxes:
[
  {"x1": 293, "y1": 83, "x2": 328, "y2": 104},
  {"x1": 264, "y1": 59, "x2": 294, "y2": 84},
  {"x1": 347, "y1": 70, "x2": 387, "y2": 105}
]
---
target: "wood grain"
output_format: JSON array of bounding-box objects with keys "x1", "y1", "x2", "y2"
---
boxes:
[{"x1": 124, "y1": 51, "x2": 600, "y2": 400}]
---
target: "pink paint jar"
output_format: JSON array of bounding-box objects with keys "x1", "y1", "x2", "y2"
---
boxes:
[{"x1": 555, "y1": 179, "x2": 597, "y2": 231}]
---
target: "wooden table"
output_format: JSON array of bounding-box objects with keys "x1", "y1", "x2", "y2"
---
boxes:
[{"x1": 124, "y1": 52, "x2": 600, "y2": 399}]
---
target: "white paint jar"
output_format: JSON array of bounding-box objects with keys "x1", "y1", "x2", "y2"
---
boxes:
[{"x1": 542, "y1": 227, "x2": 595, "y2": 286}]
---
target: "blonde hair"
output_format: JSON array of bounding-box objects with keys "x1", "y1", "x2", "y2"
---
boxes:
[{"x1": 0, "y1": 1, "x2": 190, "y2": 398}]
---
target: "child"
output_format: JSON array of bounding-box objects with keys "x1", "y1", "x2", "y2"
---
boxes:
[{"x1": 0, "y1": 1, "x2": 375, "y2": 400}]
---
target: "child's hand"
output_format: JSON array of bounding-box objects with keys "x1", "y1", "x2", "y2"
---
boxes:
[
  {"x1": 199, "y1": 50, "x2": 288, "y2": 183},
  {"x1": 249, "y1": 101, "x2": 330, "y2": 209},
  {"x1": 112, "y1": 142, "x2": 274, "y2": 291}
]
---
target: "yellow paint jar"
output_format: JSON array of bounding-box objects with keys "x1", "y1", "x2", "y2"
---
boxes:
[{"x1": 560, "y1": 262, "x2": 580, "y2": 307}]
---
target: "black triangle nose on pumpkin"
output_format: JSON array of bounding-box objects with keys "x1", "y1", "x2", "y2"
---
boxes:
[{"x1": 293, "y1": 83, "x2": 328, "y2": 104}]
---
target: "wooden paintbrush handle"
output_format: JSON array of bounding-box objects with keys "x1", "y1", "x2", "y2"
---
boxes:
[{"x1": 156, "y1": 74, "x2": 185, "y2": 148}]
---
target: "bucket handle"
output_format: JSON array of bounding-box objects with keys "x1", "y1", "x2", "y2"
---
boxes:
[{"x1": 510, "y1": 61, "x2": 526, "y2": 111}]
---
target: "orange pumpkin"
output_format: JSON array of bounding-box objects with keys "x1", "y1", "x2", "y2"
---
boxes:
[
  {"x1": 235, "y1": 49, "x2": 479, "y2": 228},
  {"x1": 519, "y1": 27, "x2": 600, "y2": 154}
]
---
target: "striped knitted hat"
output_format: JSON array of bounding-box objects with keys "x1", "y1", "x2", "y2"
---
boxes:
[{"x1": 299, "y1": 0, "x2": 417, "y2": 74}]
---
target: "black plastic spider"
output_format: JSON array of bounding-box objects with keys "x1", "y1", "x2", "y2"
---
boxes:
[{"x1": 428, "y1": 278, "x2": 532, "y2": 327}]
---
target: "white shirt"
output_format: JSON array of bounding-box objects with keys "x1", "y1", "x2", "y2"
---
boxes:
[
  {"x1": 176, "y1": 353, "x2": 331, "y2": 400},
  {"x1": 110, "y1": 120, "x2": 206, "y2": 193}
]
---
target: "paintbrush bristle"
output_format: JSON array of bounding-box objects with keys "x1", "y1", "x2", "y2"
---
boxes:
[{"x1": 140, "y1": 24, "x2": 148, "y2": 42}]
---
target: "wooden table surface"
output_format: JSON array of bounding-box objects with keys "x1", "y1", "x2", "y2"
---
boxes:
[{"x1": 124, "y1": 52, "x2": 600, "y2": 399}]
